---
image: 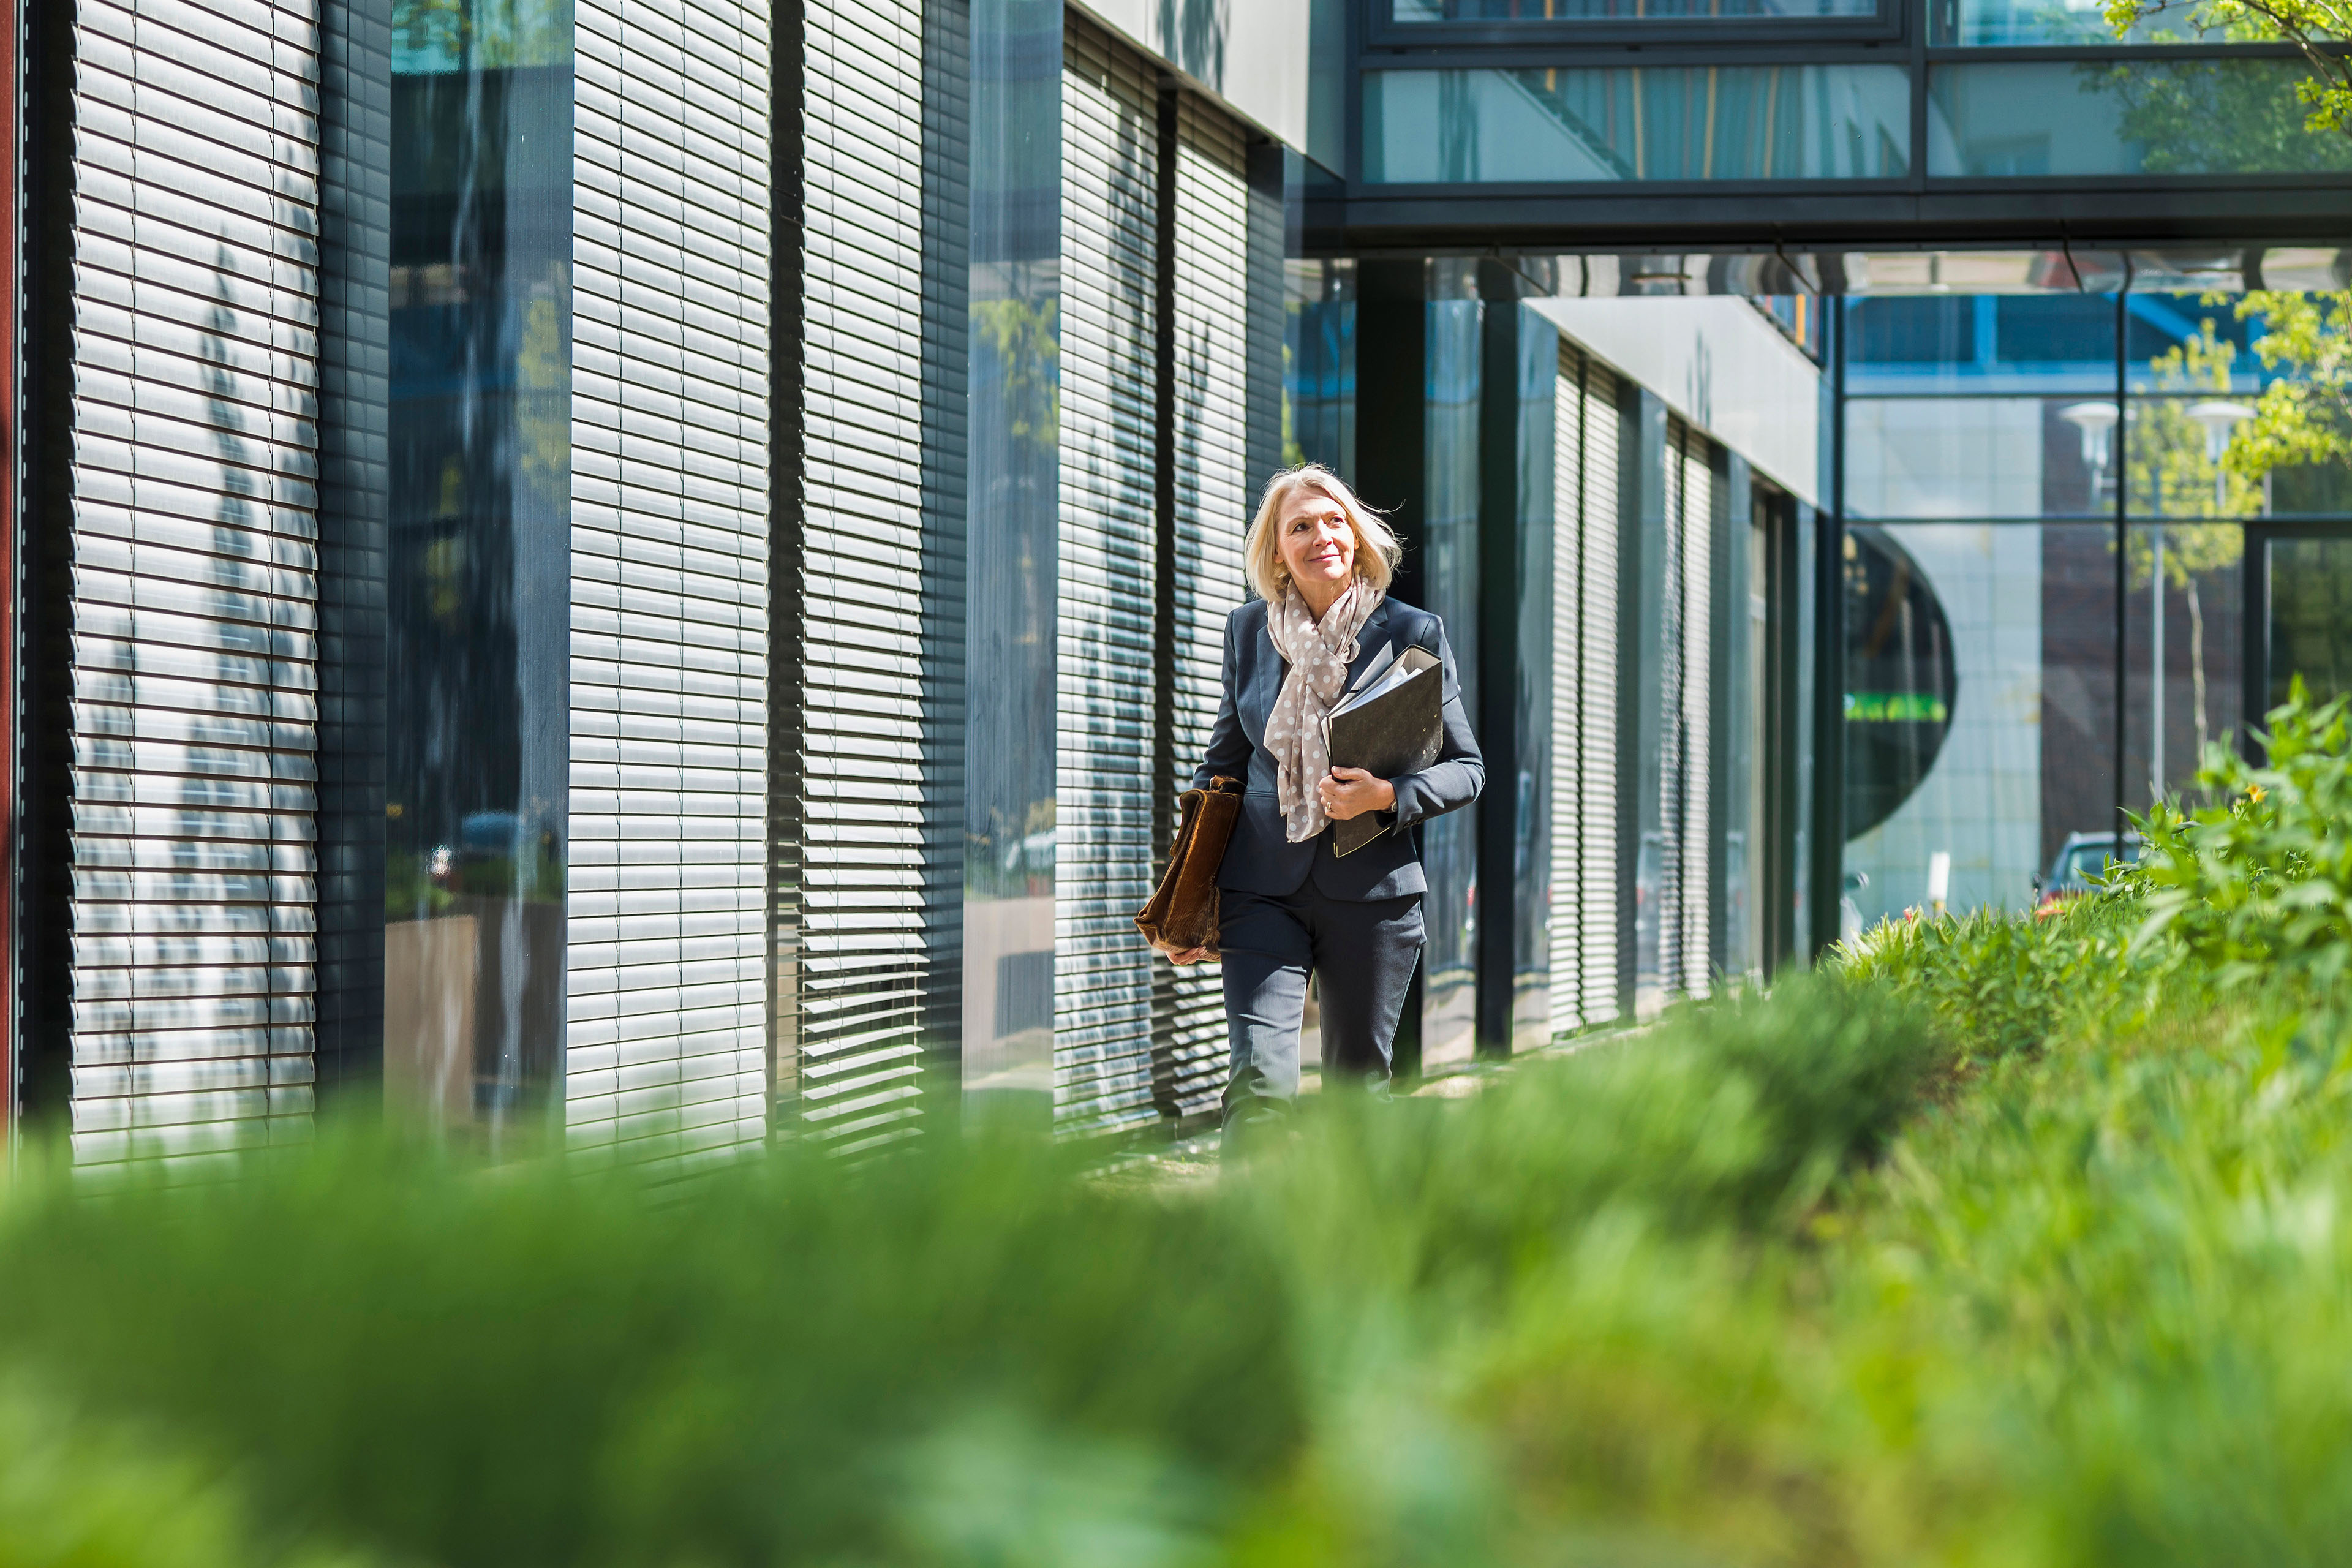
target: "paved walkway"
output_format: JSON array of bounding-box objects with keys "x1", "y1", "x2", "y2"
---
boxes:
[{"x1": 1093, "y1": 1030, "x2": 1627, "y2": 1194}]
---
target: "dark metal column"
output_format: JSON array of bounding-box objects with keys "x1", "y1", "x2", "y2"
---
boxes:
[
  {"x1": 1809, "y1": 305, "x2": 1849, "y2": 959},
  {"x1": 1352, "y1": 258, "x2": 1428, "y2": 1077}
]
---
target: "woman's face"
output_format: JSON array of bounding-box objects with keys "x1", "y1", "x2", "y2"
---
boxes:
[{"x1": 1276, "y1": 488, "x2": 1357, "y2": 595}]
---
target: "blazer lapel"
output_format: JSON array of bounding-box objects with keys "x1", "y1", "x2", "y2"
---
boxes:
[
  {"x1": 1342, "y1": 600, "x2": 1397, "y2": 693},
  {"x1": 1239, "y1": 608, "x2": 1280, "y2": 745}
]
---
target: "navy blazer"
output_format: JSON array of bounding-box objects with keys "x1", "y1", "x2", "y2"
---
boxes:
[{"x1": 1189, "y1": 595, "x2": 1484, "y2": 902}]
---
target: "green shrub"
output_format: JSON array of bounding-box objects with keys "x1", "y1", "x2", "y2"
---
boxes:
[
  {"x1": 0, "y1": 1135, "x2": 1301, "y2": 1568},
  {"x1": 1254, "y1": 970, "x2": 1948, "y2": 1315},
  {"x1": 0, "y1": 1378, "x2": 362, "y2": 1568},
  {"x1": 1832, "y1": 892, "x2": 2145, "y2": 1066},
  {"x1": 0, "y1": 974, "x2": 1955, "y2": 1568},
  {"x1": 2135, "y1": 678, "x2": 2352, "y2": 1003}
]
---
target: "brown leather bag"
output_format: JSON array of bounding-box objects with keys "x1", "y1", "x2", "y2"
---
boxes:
[{"x1": 1135, "y1": 776, "x2": 1245, "y2": 958}]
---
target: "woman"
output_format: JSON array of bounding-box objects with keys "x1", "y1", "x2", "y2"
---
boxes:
[{"x1": 1172, "y1": 464, "x2": 1483, "y2": 1142}]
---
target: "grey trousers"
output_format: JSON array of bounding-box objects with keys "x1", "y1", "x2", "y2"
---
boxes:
[{"x1": 1217, "y1": 880, "x2": 1425, "y2": 1136}]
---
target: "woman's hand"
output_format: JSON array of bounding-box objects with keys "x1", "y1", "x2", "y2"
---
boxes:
[
  {"x1": 1168, "y1": 946, "x2": 1212, "y2": 967},
  {"x1": 1319, "y1": 767, "x2": 1396, "y2": 822}
]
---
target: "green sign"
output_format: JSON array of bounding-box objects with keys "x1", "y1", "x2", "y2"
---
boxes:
[{"x1": 1845, "y1": 692, "x2": 1950, "y2": 723}]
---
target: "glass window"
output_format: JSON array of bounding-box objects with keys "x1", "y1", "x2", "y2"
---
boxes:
[
  {"x1": 1928, "y1": 61, "x2": 2352, "y2": 176},
  {"x1": 1932, "y1": 0, "x2": 2239, "y2": 45},
  {"x1": 2125, "y1": 522, "x2": 2244, "y2": 807},
  {"x1": 1420, "y1": 290, "x2": 1483, "y2": 1067},
  {"x1": 1363, "y1": 66, "x2": 1910, "y2": 183},
  {"x1": 385, "y1": 0, "x2": 574, "y2": 1137},
  {"x1": 1392, "y1": 0, "x2": 1877, "y2": 18},
  {"x1": 1846, "y1": 294, "x2": 2117, "y2": 393},
  {"x1": 1841, "y1": 522, "x2": 2116, "y2": 929},
  {"x1": 2268, "y1": 535, "x2": 2352, "y2": 705},
  {"x1": 1846, "y1": 397, "x2": 2124, "y2": 520},
  {"x1": 2128, "y1": 289, "x2": 2352, "y2": 521},
  {"x1": 1285, "y1": 259, "x2": 1357, "y2": 477}
]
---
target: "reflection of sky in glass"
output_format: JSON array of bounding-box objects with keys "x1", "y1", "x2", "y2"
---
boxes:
[
  {"x1": 393, "y1": 0, "x2": 571, "y2": 72},
  {"x1": 1934, "y1": 0, "x2": 2287, "y2": 43}
]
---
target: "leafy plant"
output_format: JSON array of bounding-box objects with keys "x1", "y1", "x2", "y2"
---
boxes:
[
  {"x1": 2132, "y1": 677, "x2": 2352, "y2": 998},
  {"x1": 1832, "y1": 895, "x2": 2142, "y2": 1066}
]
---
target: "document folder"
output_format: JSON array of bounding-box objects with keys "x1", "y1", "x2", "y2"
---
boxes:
[{"x1": 1322, "y1": 644, "x2": 1443, "y2": 858}]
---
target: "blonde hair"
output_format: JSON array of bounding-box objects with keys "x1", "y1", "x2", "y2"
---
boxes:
[{"x1": 1242, "y1": 464, "x2": 1403, "y2": 602}]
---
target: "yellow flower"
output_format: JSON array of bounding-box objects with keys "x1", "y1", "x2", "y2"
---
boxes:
[{"x1": 2248, "y1": 783, "x2": 2268, "y2": 804}]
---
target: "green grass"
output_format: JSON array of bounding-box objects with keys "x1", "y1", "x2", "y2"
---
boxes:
[{"x1": 7, "y1": 692, "x2": 2352, "y2": 1567}]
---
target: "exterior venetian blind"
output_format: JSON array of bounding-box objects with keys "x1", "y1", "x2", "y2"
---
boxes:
[
  {"x1": 66, "y1": 0, "x2": 325, "y2": 1169},
  {"x1": 771, "y1": 0, "x2": 935, "y2": 1150},
  {"x1": 1548, "y1": 354, "x2": 1582, "y2": 1036},
  {"x1": 1577, "y1": 356, "x2": 1623, "y2": 1028},
  {"x1": 1678, "y1": 426, "x2": 1714, "y2": 1001},
  {"x1": 566, "y1": 0, "x2": 771, "y2": 1164},
  {"x1": 1057, "y1": 15, "x2": 1158, "y2": 1136},
  {"x1": 1657, "y1": 416, "x2": 1690, "y2": 1001},
  {"x1": 1549, "y1": 348, "x2": 1621, "y2": 1035},
  {"x1": 1153, "y1": 92, "x2": 1252, "y2": 1122}
]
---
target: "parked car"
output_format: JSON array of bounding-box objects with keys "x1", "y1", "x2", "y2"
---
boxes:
[{"x1": 2035, "y1": 831, "x2": 2141, "y2": 911}]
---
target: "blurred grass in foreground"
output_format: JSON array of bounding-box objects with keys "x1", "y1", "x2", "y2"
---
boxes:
[{"x1": 7, "y1": 690, "x2": 2352, "y2": 1567}]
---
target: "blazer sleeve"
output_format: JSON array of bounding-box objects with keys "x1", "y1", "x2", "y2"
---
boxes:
[
  {"x1": 1386, "y1": 615, "x2": 1484, "y2": 833},
  {"x1": 1188, "y1": 610, "x2": 1253, "y2": 792}
]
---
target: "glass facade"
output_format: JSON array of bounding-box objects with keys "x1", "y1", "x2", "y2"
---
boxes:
[
  {"x1": 383, "y1": 0, "x2": 573, "y2": 1139},
  {"x1": 1936, "y1": 0, "x2": 2231, "y2": 43},
  {"x1": 1927, "y1": 61, "x2": 2352, "y2": 178},
  {"x1": 962, "y1": 0, "x2": 1064, "y2": 1113},
  {"x1": 1364, "y1": 66, "x2": 1911, "y2": 182},
  {"x1": 1286, "y1": 259, "x2": 1357, "y2": 480},
  {"x1": 1839, "y1": 276, "x2": 2352, "y2": 924},
  {"x1": 1502, "y1": 306, "x2": 1560, "y2": 1049},
  {"x1": 1391, "y1": 0, "x2": 1882, "y2": 21},
  {"x1": 1420, "y1": 281, "x2": 1482, "y2": 1067}
]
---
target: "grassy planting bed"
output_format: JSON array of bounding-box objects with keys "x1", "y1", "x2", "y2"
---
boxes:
[{"x1": 8, "y1": 692, "x2": 2352, "y2": 1567}]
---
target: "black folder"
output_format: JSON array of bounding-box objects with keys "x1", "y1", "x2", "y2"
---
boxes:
[{"x1": 1323, "y1": 644, "x2": 1444, "y2": 858}]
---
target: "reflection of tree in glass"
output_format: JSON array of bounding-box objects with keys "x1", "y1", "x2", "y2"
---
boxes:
[
  {"x1": 2134, "y1": 318, "x2": 2261, "y2": 519},
  {"x1": 971, "y1": 296, "x2": 1060, "y2": 451},
  {"x1": 2107, "y1": 0, "x2": 2352, "y2": 136},
  {"x1": 2225, "y1": 291, "x2": 2352, "y2": 503},
  {"x1": 394, "y1": 0, "x2": 571, "y2": 70},
  {"x1": 518, "y1": 280, "x2": 571, "y2": 503},
  {"x1": 2131, "y1": 318, "x2": 2250, "y2": 755},
  {"x1": 2079, "y1": 56, "x2": 2352, "y2": 173}
]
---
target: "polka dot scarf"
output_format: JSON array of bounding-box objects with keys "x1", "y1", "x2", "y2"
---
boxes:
[{"x1": 1263, "y1": 579, "x2": 1383, "y2": 844}]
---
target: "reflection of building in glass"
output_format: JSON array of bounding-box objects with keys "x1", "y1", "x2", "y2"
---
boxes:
[{"x1": 1842, "y1": 524, "x2": 2041, "y2": 925}]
